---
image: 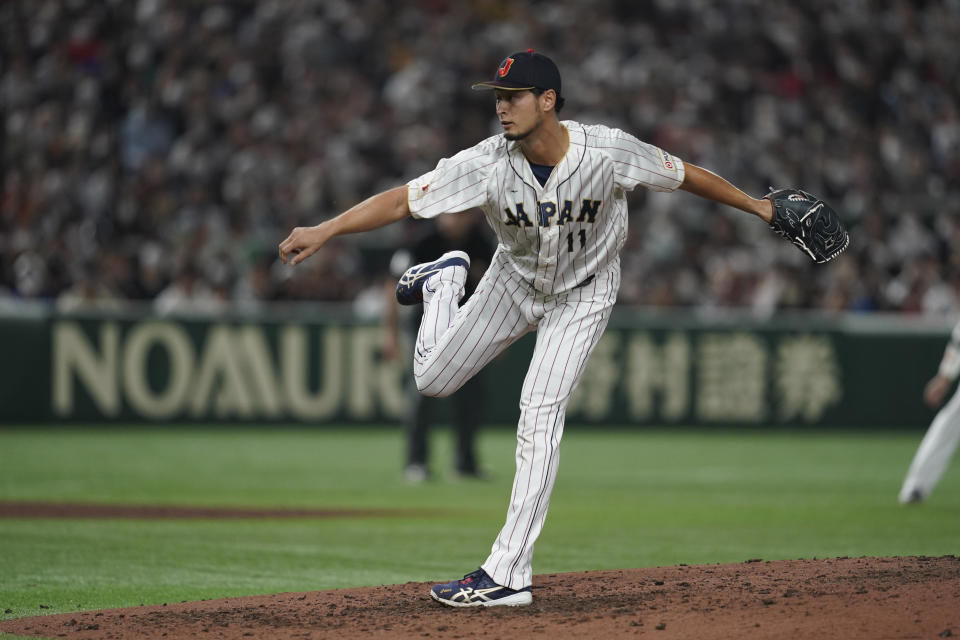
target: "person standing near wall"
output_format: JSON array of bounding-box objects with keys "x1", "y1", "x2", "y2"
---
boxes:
[{"x1": 899, "y1": 319, "x2": 960, "y2": 504}]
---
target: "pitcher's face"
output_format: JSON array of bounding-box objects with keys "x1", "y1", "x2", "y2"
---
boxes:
[{"x1": 495, "y1": 90, "x2": 545, "y2": 141}]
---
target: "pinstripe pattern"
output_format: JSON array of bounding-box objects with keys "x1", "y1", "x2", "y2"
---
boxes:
[
  {"x1": 408, "y1": 122, "x2": 684, "y2": 295},
  {"x1": 415, "y1": 251, "x2": 534, "y2": 397},
  {"x1": 407, "y1": 120, "x2": 675, "y2": 591},
  {"x1": 414, "y1": 250, "x2": 620, "y2": 590},
  {"x1": 483, "y1": 261, "x2": 619, "y2": 590}
]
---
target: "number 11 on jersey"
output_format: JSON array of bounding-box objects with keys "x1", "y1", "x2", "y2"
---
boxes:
[{"x1": 566, "y1": 229, "x2": 586, "y2": 252}]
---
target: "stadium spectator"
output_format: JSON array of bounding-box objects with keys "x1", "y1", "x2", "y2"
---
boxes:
[{"x1": 2, "y1": 0, "x2": 959, "y2": 317}]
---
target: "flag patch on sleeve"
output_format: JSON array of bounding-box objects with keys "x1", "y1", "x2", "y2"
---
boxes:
[{"x1": 658, "y1": 149, "x2": 677, "y2": 172}]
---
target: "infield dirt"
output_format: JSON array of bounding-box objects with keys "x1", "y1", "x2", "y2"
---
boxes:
[{"x1": 2, "y1": 555, "x2": 957, "y2": 639}]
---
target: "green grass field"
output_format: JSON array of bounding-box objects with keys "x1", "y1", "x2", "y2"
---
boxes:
[{"x1": 1, "y1": 425, "x2": 958, "y2": 628}]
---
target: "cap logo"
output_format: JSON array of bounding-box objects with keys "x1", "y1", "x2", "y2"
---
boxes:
[{"x1": 498, "y1": 58, "x2": 515, "y2": 77}]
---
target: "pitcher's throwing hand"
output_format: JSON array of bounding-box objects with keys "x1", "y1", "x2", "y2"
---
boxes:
[{"x1": 278, "y1": 226, "x2": 328, "y2": 265}]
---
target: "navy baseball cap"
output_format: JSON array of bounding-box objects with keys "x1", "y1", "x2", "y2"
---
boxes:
[{"x1": 471, "y1": 49, "x2": 562, "y2": 97}]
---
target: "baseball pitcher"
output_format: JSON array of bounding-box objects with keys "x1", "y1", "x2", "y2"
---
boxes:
[{"x1": 279, "y1": 50, "x2": 848, "y2": 607}]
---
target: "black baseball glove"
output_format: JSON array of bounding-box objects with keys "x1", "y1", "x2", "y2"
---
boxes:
[{"x1": 765, "y1": 188, "x2": 849, "y2": 263}]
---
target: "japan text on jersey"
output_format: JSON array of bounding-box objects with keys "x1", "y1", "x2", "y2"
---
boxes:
[{"x1": 407, "y1": 122, "x2": 685, "y2": 295}]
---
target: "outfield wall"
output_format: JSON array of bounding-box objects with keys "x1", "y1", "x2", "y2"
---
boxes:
[{"x1": 0, "y1": 306, "x2": 951, "y2": 428}]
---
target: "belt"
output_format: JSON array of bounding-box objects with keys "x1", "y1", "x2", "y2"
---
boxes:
[{"x1": 573, "y1": 275, "x2": 595, "y2": 289}]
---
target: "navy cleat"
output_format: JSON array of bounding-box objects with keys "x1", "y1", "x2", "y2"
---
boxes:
[
  {"x1": 430, "y1": 568, "x2": 532, "y2": 607},
  {"x1": 395, "y1": 250, "x2": 470, "y2": 305}
]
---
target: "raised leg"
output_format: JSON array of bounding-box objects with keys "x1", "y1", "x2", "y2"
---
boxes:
[{"x1": 414, "y1": 257, "x2": 531, "y2": 398}]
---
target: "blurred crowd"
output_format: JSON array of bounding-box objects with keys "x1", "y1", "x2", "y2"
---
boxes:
[{"x1": 2, "y1": 0, "x2": 959, "y2": 317}]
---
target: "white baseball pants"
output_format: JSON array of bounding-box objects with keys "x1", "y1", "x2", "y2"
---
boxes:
[
  {"x1": 899, "y1": 384, "x2": 960, "y2": 503},
  {"x1": 413, "y1": 251, "x2": 618, "y2": 590}
]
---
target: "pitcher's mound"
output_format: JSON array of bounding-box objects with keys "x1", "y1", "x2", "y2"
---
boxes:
[{"x1": 2, "y1": 555, "x2": 958, "y2": 639}]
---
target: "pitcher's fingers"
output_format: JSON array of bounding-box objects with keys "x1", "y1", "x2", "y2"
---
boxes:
[
  {"x1": 278, "y1": 234, "x2": 294, "y2": 251},
  {"x1": 289, "y1": 245, "x2": 316, "y2": 266},
  {"x1": 278, "y1": 246, "x2": 303, "y2": 265},
  {"x1": 278, "y1": 233, "x2": 301, "y2": 263}
]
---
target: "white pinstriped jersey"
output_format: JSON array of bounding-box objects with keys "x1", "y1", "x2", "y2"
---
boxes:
[{"x1": 407, "y1": 121, "x2": 686, "y2": 295}]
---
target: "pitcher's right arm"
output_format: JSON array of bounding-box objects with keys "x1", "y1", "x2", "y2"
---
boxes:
[{"x1": 279, "y1": 186, "x2": 410, "y2": 266}]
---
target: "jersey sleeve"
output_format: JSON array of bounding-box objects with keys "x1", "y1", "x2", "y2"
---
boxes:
[
  {"x1": 406, "y1": 141, "x2": 498, "y2": 219},
  {"x1": 938, "y1": 320, "x2": 960, "y2": 380},
  {"x1": 600, "y1": 126, "x2": 685, "y2": 193}
]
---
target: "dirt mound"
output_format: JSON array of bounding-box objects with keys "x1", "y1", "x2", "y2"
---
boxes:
[{"x1": 2, "y1": 556, "x2": 957, "y2": 639}]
